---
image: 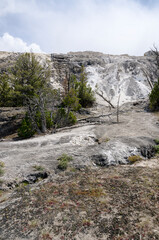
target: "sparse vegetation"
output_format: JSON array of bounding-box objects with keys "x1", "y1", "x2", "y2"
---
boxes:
[
  {"x1": 98, "y1": 137, "x2": 110, "y2": 144},
  {"x1": 154, "y1": 145, "x2": 159, "y2": 154},
  {"x1": 128, "y1": 155, "x2": 143, "y2": 164},
  {"x1": 33, "y1": 165, "x2": 45, "y2": 172},
  {"x1": 153, "y1": 139, "x2": 159, "y2": 155},
  {"x1": 57, "y1": 154, "x2": 73, "y2": 170},
  {"x1": 0, "y1": 161, "x2": 5, "y2": 176},
  {"x1": 0, "y1": 161, "x2": 5, "y2": 168},
  {"x1": 154, "y1": 139, "x2": 159, "y2": 145},
  {"x1": 18, "y1": 113, "x2": 36, "y2": 138},
  {"x1": 1, "y1": 165, "x2": 159, "y2": 239}
]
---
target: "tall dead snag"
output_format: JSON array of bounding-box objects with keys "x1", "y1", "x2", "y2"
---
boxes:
[
  {"x1": 116, "y1": 92, "x2": 120, "y2": 123},
  {"x1": 141, "y1": 69, "x2": 153, "y2": 90},
  {"x1": 116, "y1": 68, "x2": 121, "y2": 123}
]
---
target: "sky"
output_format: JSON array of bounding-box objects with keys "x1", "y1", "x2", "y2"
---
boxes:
[{"x1": 0, "y1": 0, "x2": 159, "y2": 56}]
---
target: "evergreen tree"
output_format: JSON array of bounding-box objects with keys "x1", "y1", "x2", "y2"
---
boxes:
[
  {"x1": 11, "y1": 53, "x2": 51, "y2": 133},
  {"x1": 0, "y1": 73, "x2": 13, "y2": 107},
  {"x1": 78, "y1": 66, "x2": 95, "y2": 108},
  {"x1": 11, "y1": 53, "x2": 50, "y2": 106},
  {"x1": 149, "y1": 79, "x2": 159, "y2": 110}
]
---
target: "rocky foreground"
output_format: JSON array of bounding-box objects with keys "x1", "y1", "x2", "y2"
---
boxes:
[
  {"x1": 0, "y1": 101, "x2": 159, "y2": 239},
  {"x1": 0, "y1": 156, "x2": 159, "y2": 240}
]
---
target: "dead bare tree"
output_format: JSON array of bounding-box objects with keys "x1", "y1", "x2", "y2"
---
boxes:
[
  {"x1": 95, "y1": 89, "x2": 115, "y2": 109},
  {"x1": 116, "y1": 68, "x2": 121, "y2": 123},
  {"x1": 151, "y1": 44, "x2": 159, "y2": 67},
  {"x1": 141, "y1": 69, "x2": 154, "y2": 90},
  {"x1": 116, "y1": 92, "x2": 120, "y2": 123}
]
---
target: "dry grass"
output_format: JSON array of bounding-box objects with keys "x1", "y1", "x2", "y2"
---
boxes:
[{"x1": 0, "y1": 159, "x2": 159, "y2": 240}]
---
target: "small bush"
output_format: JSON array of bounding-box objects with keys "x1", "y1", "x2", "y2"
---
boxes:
[
  {"x1": 68, "y1": 111, "x2": 77, "y2": 125},
  {"x1": 154, "y1": 145, "x2": 159, "y2": 154},
  {"x1": 0, "y1": 161, "x2": 5, "y2": 176},
  {"x1": 18, "y1": 114, "x2": 35, "y2": 139},
  {"x1": 54, "y1": 108, "x2": 77, "y2": 128},
  {"x1": 149, "y1": 79, "x2": 159, "y2": 111},
  {"x1": 57, "y1": 154, "x2": 73, "y2": 171},
  {"x1": 33, "y1": 165, "x2": 45, "y2": 171},
  {"x1": 154, "y1": 139, "x2": 159, "y2": 145},
  {"x1": 0, "y1": 161, "x2": 5, "y2": 168},
  {"x1": 45, "y1": 111, "x2": 54, "y2": 129},
  {"x1": 0, "y1": 168, "x2": 4, "y2": 176},
  {"x1": 128, "y1": 155, "x2": 142, "y2": 164},
  {"x1": 98, "y1": 137, "x2": 110, "y2": 144}
]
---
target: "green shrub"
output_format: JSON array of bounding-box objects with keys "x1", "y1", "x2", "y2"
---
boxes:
[
  {"x1": 128, "y1": 155, "x2": 142, "y2": 164},
  {"x1": 54, "y1": 108, "x2": 77, "y2": 128},
  {"x1": 154, "y1": 145, "x2": 159, "y2": 154},
  {"x1": 18, "y1": 114, "x2": 35, "y2": 139},
  {"x1": 149, "y1": 79, "x2": 159, "y2": 111},
  {"x1": 78, "y1": 66, "x2": 95, "y2": 108},
  {"x1": 68, "y1": 111, "x2": 77, "y2": 125},
  {"x1": 154, "y1": 139, "x2": 159, "y2": 145},
  {"x1": 57, "y1": 154, "x2": 73, "y2": 171},
  {"x1": 0, "y1": 161, "x2": 5, "y2": 168},
  {"x1": 33, "y1": 165, "x2": 45, "y2": 171},
  {"x1": 0, "y1": 161, "x2": 5, "y2": 176},
  {"x1": 45, "y1": 111, "x2": 54, "y2": 129}
]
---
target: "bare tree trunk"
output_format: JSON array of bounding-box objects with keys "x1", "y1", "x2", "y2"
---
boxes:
[
  {"x1": 95, "y1": 90, "x2": 115, "y2": 109},
  {"x1": 39, "y1": 92, "x2": 47, "y2": 133},
  {"x1": 26, "y1": 100, "x2": 41, "y2": 134},
  {"x1": 117, "y1": 93, "x2": 120, "y2": 123},
  {"x1": 151, "y1": 45, "x2": 159, "y2": 66},
  {"x1": 141, "y1": 69, "x2": 153, "y2": 90},
  {"x1": 116, "y1": 68, "x2": 121, "y2": 123}
]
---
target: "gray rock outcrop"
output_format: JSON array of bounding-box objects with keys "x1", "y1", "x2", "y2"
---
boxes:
[{"x1": 0, "y1": 50, "x2": 158, "y2": 106}]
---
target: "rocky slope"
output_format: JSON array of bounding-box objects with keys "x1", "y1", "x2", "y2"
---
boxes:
[
  {"x1": 1, "y1": 160, "x2": 159, "y2": 240},
  {"x1": 0, "y1": 50, "x2": 158, "y2": 106},
  {"x1": 0, "y1": 51, "x2": 159, "y2": 184},
  {"x1": 1, "y1": 51, "x2": 159, "y2": 239},
  {"x1": 0, "y1": 102, "x2": 159, "y2": 187},
  {"x1": 51, "y1": 51, "x2": 158, "y2": 106}
]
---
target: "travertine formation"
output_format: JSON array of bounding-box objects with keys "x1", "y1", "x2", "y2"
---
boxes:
[{"x1": 0, "y1": 50, "x2": 158, "y2": 106}]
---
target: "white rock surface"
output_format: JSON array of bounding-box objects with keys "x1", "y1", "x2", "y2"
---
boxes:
[{"x1": 0, "y1": 51, "x2": 157, "y2": 106}]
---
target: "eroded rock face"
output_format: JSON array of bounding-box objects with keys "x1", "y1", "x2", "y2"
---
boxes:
[
  {"x1": 0, "y1": 51, "x2": 158, "y2": 106},
  {"x1": 50, "y1": 51, "x2": 158, "y2": 106},
  {"x1": 0, "y1": 107, "x2": 25, "y2": 138}
]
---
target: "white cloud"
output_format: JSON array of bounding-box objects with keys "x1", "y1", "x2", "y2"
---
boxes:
[
  {"x1": 1, "y1": 0, "x2": 159, "y2": 55},
  {"x1": 0, "y1": 33, "x2": 43, "y2": 53}
]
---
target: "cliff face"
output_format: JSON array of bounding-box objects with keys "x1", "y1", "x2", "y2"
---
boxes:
[
  {"x1": 50, "y1": 51, "x2": 158, "y2": 106},
  {"x1": 0, "y1": 51, "x2": 158, "y2": 106}
]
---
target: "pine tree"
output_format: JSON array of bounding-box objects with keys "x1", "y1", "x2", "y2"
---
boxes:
[
  {"x1": 0, "y1": 73, "x2": 13, "y2": 107},
  {"x1": 11, "y1": 53, "x2": 50, "y2": 106},
  {"x1": 149, "y1": 79, "x2": 159, "y2": 110},
  {"x1": 78, "y1": 66, "x2": 95, "y2": 108}
]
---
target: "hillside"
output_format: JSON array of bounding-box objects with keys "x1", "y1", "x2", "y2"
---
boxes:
[
  {"x1": 0, "y1": 50, "x2": 158, "y2": 106},
  {"x1": 0, "y1": 51, "x2": 159, "y2": 240}
]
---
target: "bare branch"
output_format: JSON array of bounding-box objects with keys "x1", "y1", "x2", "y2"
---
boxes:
[
  {"x1": 151, "y1": 44, "x2": 159, "y2": 66},
  {"x1": 141, "y1": 69, "x2": 154, "y2": 90},
  {"x1": 95, "y1": 89, "x2": 115, "y2": 109}
]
